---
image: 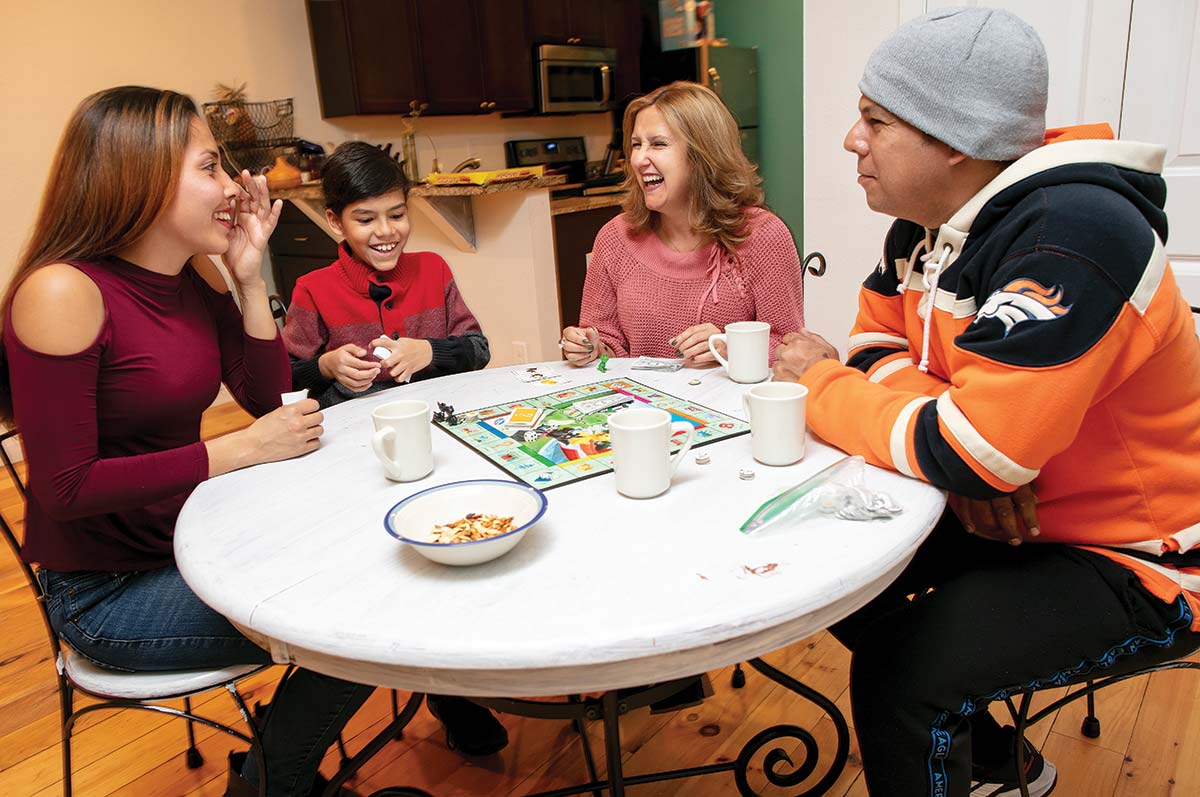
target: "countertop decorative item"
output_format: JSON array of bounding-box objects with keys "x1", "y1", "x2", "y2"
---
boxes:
[{"x1": 265, "y1": 155, "x2": 303, "y2": 190}]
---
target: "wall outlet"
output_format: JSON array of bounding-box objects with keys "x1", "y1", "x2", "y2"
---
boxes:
[{"x1": 512, "y1": 340, "x2": 529, "y2": 364}]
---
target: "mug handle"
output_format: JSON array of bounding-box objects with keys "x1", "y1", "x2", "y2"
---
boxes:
[
  {"x1": 667, "y1": 421, "x2": 696, "y2": 477},
  {"x1": 708, "y1": 333, "x2": 730, "y2": 369},
  {"x1": 741, "y1": 393, "x2": 752, "y2": 424},
  {"x1": 372, "y1": 427, "x2": 397, "y2": 469}
]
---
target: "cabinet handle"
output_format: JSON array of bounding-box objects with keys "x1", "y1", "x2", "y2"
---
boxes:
[
  {"x1": 487, "y1": 101, "x2": 497, "y2": 110},
  {"x1": 480, "y1": 101, "x2": 489, "y2": 109},
  {"x1": 420, "y1": 102, "x2": 428, "y2": 111},
  {"x1": 707, "y1": 67, "x2": 722, "y2": 97},
  {"x1": 568, "y1": 36, "x2": 580, "y2": 44},
  {"x1": 294, "y1": 236, "x2": 309, "y2": 242}
]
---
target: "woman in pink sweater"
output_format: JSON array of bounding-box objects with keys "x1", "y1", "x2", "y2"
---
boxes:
[{"x1": 562, "y1": 81, "x2": 804, "y2": 366}]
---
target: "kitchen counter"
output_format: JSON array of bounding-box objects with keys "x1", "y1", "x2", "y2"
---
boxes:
[
  {"x1": 550, "y1": 191, "x2": 627, "y2": 216},
  {"x1": 270, "y1": 174, "x2": 568, "y2": 202}
]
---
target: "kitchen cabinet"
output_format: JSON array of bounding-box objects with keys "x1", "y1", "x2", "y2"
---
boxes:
[
  {"x1": 308, "y1": 0, "x2": 533, "y2": 116},
  {"x1": 307, "y1": 0, "x2": 639, "y2": 117},
  {"x1": 476, "y1": 0, "x2": 535, "y2": 111},
  {"x1": 553, "y1": 205, "x2": 622, "y2": 329},
  {"x1": 526, "y1": 0, "x2": 623, "y2": 47},
  {"x1": 269, "y1": 202, "x2": 340, "y2": 305},
  {"x1": 307, "y1": 0, "x2": 426, "y2": 117}
]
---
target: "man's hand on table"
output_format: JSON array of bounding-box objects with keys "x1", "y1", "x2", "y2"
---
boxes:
[
  {"x1": 949, "y1": 484, "x2": 1040, "y2": 546},
  {"x1": 772, "y1": 330, "x2": 841, "y2": 382}
]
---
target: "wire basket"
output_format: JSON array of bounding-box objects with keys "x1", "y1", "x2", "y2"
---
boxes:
[{"x1": 202, "y1": 98, "x2": 297, "y2": 174}]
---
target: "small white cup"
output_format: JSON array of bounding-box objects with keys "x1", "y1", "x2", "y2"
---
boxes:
[
  {"x1": 742, "y1": 382, "x2": 808, "y2": 466},
  {"x1": 708, "y1": 321, "x2": 771, "y2": 383},
  {"x1": 608, "y1": 407, "x2": 696, "y2": 499},
  {"x1": 372, "y1": 400, "x2": 434, "y2": 482}
]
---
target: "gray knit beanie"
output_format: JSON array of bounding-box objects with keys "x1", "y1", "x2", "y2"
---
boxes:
[{"x1": 859, "y1": 7, "x2": 1048, "y2": 161}]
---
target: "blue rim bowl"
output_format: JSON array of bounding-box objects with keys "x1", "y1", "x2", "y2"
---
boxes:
[{"x1": 384, "y1": 479, "x2": 548, "y2": 548}]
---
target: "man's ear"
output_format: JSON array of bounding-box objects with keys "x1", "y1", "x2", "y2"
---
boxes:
[
  {"x1": 946, "y1": 148, "x2": 970, "y2": 166},
  {"x1": 325, "y1": 208, "x2": 344, "y2": 237}
]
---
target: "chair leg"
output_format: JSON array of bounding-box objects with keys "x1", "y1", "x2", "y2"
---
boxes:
[
  {"x1": 183, "y1": 696, "x2": 204, "y2": 768},
  {"x1": 1080, "y1": 680, "x2": 1101, "y2": 738},
  {"x1": 60, "y1": 681, "x2": 74, "y2": 797}
]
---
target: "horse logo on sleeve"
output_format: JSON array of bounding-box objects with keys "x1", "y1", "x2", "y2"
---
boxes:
[{"x1": 975, "y1": 279, "x2": 1071, "y2": 337}]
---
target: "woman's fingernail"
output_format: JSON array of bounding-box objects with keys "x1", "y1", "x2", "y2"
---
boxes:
[
  {"x1": 1030, "y1": 526, "x2": 1040, "y2": 537},
  {"x1": 965, "y1": 524, "x2": 976, "y2": 534},
  {"x1": 1008, "y1": 537, "x2": 1022, "y2": 546}
]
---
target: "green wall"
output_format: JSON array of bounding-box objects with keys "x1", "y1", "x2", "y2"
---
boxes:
[{"x1": 716, "y1": 0, "x2": 804, "y2": 249}]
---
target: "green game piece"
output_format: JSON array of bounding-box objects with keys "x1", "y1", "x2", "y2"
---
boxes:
[{"x1": 597, "y1": 352, "x2": 609, "y2": 373}]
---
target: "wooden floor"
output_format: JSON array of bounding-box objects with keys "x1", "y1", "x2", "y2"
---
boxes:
[{"x1": 2, "y1": 402, "x2": 1199, "y2": 796}]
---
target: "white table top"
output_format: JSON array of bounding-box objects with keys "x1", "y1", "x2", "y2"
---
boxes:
[{"x1": 175, "y1": 360, "x2": 945, "y2": 696}]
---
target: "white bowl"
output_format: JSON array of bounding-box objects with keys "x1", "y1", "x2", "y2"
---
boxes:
[{"x1": 384, "y1": 480, "x2": 548, "y2": 566}]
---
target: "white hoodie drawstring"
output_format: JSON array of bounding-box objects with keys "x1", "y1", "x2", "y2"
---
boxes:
[{"x1": 917, "y1": 244, "x2": 953, "y2": 373}]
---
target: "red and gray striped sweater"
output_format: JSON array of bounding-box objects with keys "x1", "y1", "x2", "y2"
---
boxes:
[{"x1": 283, "y1": 243, "x2": 489, "y2": 406}]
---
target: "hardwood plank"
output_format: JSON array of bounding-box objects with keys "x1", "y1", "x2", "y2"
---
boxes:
[
  {"x1": 1114, "y1": 664, "x2": 1200, "y2": 796},
  {"x1": 1040, "y1": 729, "x2": 1125, "y2": 796}
]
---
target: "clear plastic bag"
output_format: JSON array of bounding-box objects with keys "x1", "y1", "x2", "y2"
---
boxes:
[{"x1": 740, "y1": 455, "x2": 903, "y2": 534}]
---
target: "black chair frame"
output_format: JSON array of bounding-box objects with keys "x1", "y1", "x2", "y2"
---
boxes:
[{"x1": 0, "y1": 429, "x2": 270, "y2": 796}]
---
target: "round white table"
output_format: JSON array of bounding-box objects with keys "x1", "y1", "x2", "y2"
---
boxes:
[{"x1": 175, "y1": 359, "x2": 946, "y2": 796}]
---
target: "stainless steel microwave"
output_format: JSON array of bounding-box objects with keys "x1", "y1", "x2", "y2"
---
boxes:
[{"x1": 536, "y1": 44, "x2": 617, "y2": 114}]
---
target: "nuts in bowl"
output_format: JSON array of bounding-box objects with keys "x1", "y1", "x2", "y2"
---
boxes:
[{"x1": 384, "y1": 480, "x2": 548, "y2": 566}]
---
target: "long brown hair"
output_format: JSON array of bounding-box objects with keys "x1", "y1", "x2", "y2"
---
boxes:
[
  {"x1": 0, "y1": 86, "x2": 199, "y2": 424},
  {"x1": 620, "y1": 81, "x2": 765, "y2": 252}
]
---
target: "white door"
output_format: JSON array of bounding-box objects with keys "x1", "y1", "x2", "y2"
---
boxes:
[{"x1": 1120, "y1": 0, "x2": 1200, "y2": 309}]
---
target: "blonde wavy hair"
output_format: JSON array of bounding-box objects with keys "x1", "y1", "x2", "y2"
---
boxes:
[{"x1": 620, "y1": 81, "x2": 764, "y2": 252}]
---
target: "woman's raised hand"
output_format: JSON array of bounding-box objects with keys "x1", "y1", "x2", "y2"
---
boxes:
[
  {"x1": 561, "y1": 326, "x2": 601, "y2": 366},
  {"x1": 222, "y1": 170, "x2": 283, "y2": 288}
]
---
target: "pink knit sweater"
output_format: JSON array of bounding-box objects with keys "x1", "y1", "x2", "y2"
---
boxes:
[{"x1": 579, "y1": 208, "x2": 804, "y2": 361}]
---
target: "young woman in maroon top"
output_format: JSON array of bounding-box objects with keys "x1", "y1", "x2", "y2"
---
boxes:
[{"x1": 0, "y1": 87, "x2": 371, "y2": 797}]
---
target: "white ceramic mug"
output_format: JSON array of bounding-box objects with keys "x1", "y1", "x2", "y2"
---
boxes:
[
  {"x1": 708, "y1": 321, "x2": 771, "y2": 383},
  {"x1": 608, "y1": 407, "x2": 696, "y2": 499},
  {"x1": 742, "y1": 382, "x2": 808, "y2": 466},
  {"x1": 372, "y1": 400, "x2": 434, "y2": 482}
]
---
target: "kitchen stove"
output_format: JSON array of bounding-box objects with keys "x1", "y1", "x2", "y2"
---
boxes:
[{"x1": 505, "y1": 136, "x2": 623, "y2": 198}]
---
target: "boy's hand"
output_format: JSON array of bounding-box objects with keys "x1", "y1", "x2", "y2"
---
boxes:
[
  {"x1": 318, "y1": 343, "x2": 380, "y2": 391},
  {"x1": 371, "y1": 337, "x2": 433, "y2": 383},
  {"x1": 561, "y1": 326, "x2": 600, "y2": 366}
]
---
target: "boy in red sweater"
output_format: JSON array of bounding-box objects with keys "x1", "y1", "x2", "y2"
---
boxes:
[
  {"x1": 282, "y1": 143, "x2": 504, "y2": 755},
  {"x1": 283, "y1": 142, "x2": 490, "y2": 408}
]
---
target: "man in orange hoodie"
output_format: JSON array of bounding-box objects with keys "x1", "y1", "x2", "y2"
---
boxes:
[{"x1": 775, "y1": 7, "x2": 1200, "y2": 797}]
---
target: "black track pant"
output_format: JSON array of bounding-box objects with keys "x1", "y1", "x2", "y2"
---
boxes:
[{"x1": 830, "y1": 511, "x2": 1200, "y2": 797}]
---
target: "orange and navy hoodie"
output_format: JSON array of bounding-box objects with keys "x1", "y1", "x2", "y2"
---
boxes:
[{"x1": 799, "y1": 128, "x2": 1200, "y2": 628}]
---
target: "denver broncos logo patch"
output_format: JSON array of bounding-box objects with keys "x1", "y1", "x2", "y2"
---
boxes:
[{"x1": 975, "y1": 279, "x2": 1071, "y2": 337}]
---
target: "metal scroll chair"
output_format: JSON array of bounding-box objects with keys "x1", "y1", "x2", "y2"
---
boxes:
[
  {"x1": 0, "y1": 429, "x2": 270, "y2": 796},
  {"x1": 1005, "y1": 654, "x2": 1200, "y2": 797},
  {"x1": 269, "y1": 293, "x2": 288, "y2": 330}
]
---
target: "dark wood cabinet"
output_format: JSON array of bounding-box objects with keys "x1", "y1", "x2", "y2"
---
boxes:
[
  {"x1": 307, "y1": 0, "x2": 640, "y2": 117},
  {"x1": 413, "y1": 0, "x2": 487, "y2": 114},
  {"x1": 477, "y1": 0, "x2": 533, "y2": 111},
  {"x1": 527, "y1": 0, "x2": 607, "y2": 46},
  {"x1": 270, "y1": 203, "x2": 340, "y2": 305},
  {"x1": 308, "y1": 0, "x2": 426, "y2": 117},
  {"x1": 553, "y1": 205, "x2": 622, "y2": 330}
]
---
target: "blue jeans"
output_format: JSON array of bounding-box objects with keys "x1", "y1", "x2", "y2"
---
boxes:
[{"x1": 40, "y1": 566, "x2": 374, "y2": 797}]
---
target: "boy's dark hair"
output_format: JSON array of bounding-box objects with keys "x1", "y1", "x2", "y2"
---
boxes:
[{"x1": 322, "y1": 141, "x2": 411, "y2": 215}]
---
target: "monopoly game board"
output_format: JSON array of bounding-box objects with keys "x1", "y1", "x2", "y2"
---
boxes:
[{"x1": 433, "y1": 378, "x2": 750, "y2": 490}]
